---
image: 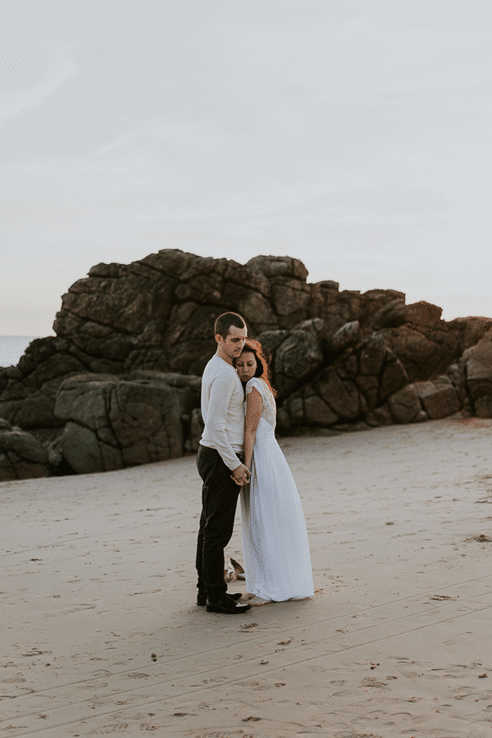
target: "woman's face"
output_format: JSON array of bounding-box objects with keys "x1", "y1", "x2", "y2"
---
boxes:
[{"x1": 236, "y1": 351, "x2": 257, "y2": 383}]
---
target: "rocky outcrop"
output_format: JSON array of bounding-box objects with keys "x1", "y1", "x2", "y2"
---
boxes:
[
  {"x1": 278, "y1": 335, "x2": 409, "y2": 432},
  {"x1": 257, "y1": 322, "x2": 324, "y2": 398},
  {"x1": 382, "y1": 311, "x2": 492, "y2": 383},
  {"x1": 413, "y1": 377, "x2": 461, "y2": 420},
  {"x1": 463, "y1": 330, "x2": 492, "y2": 417},
  {"x1": 54, "y1": 373, "x2": 197, "y2": 474},
  {"x1": 0, "y1": 419, "x2": 60, "y2": 481},
  {"x1": 0, "y1": 252, "x2": 407, "y2": 434},
  {"x1": 2, "y1": 249, "x2": 492, "y2": 479},
  {"x1": 386, "y1": 384, "x2": 427, "y2": 425}
]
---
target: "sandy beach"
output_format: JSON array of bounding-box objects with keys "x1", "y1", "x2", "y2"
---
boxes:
[{"x1": 1, "y1": 419, "x2": 492, "y2": 737}]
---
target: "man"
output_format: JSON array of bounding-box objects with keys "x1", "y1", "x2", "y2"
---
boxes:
[{"x1": 195, "y1": 312, "x2": 252, "y2": 614}]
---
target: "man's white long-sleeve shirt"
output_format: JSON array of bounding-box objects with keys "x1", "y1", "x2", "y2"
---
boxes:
[{"x1": 200, "y1": 354, "x2": 244, "y2": 470}]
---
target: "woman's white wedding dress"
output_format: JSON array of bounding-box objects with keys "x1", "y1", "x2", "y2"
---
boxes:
[{"x1": 240, "y1": 377, "x2": 314, "y2": 602}]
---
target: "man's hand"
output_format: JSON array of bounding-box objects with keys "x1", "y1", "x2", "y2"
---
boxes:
[{"x1": 231, "y1": 463, "x2": 250, "y2": 486}]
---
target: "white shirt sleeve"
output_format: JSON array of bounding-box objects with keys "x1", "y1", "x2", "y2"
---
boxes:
[{"x1": 206, "y1": 371, "x2": 243, "y2": 470}]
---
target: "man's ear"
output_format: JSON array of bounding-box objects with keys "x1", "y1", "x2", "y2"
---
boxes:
[{"x1": 215, "y1": 333, "x2": 223, "y2": 345}]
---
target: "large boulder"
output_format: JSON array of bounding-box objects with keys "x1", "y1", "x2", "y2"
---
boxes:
[
  {"x1": 387, "y1": 384, "x2": 426, "y2": 424},
  {"x1": 368, "y1": 299, "x2": 408, "y2": 331},
  {"x1": 246, "y1": 256, "x2": 310, "y2": 326},
  {"x1": 257, "y1": 326, "x2": 324, "y2": 398},
  {"x1": 377, "y1": 301, "x2": 471, "y2": 383},
  {"x1": 278, "y1": 334, "x2": 408, "y2": 432},
  {"x1": 0, "y1": 391, "x2": 59, "y2": 430},
  {"x1": 0, "y1": 419, "x2": 58, "y2": 481},
  {"x1": 326, "y1": 321, "x2": 361, "y2": 355},
  {"x1": 406, "y1": 301, "x2": 442, "y2": 328},
  {"x1": 53, "y1": 252, "x2": 282, "y2": 377},
  {"x1": 413, "y1": 376, "x2": 462, "y2": 420},
  {"x1": 463, "y1": 331, "x2": 492, "y2": 417},
  {"x1": 0, "y1": 340, "x2": 85, "y2": 430},
  {"x1": 310, "y1": 287, "x2": 405, "y2": 342},
  {"x1": 55, "y1": 374, "x2": 184, "y2": 474}
]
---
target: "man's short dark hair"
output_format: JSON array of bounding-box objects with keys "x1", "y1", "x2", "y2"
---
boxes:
[{"x1": 214, "y1": 312, "x2": 246, "y2": 339}]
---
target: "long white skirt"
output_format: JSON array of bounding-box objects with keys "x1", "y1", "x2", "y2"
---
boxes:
[{"x1": 240, "y1": 417, "x2": 314, "y2": 602}]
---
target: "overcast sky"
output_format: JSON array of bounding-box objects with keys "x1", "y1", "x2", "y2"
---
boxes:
[{"x1": 1, "y1": 0, "x2": 492, "y2": 335}]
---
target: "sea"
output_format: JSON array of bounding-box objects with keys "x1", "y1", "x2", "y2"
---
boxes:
[{"x1": 0, "y1": 336, "x2": 41, "y2": 368}]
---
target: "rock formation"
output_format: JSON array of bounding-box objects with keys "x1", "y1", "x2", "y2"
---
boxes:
[
  {"x1": 0, "y1": 418, "x2": 60, "y2": 481},
  {"x1": 54, "y1": 372, "x2": 195, "y2": 474},
  {"x1": 1, "y1": 249, "x2": 492, "y2": 481}
]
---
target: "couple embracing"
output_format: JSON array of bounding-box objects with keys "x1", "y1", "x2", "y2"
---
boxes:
[{"x1": 196, "y1": 312, "x2": 314, "y2": 614}]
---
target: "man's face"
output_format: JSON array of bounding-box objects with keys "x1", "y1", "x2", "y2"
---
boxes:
[{"x1": 216, "y1": 325, "x2": 247, "y2": 363}]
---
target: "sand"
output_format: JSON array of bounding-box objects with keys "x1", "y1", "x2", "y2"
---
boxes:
[{"x1": 1, "y1": 418, "x2": 492, "y2": 737}]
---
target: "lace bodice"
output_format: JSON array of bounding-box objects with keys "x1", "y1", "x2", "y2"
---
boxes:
[{"x1": 245, "y1": 377, "x2": 276, "y2": 428}]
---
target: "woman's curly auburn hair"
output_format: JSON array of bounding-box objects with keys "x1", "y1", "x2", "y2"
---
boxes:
[{"x1": 234, "y1": 340, "x2": 277, "y2": 397}]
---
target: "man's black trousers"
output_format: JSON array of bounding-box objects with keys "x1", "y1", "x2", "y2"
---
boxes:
[{"x1": 195, "y1": 445, "x2": 241, "y2": 600}]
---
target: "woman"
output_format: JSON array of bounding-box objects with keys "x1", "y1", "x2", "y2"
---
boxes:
[{"x1": 234, "y1": 341, "x2": 314, "y2": 606}]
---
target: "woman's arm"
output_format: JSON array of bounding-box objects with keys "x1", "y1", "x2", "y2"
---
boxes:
[{"x1": 244, "y1": 386, "x2": 263, "y2": 471}]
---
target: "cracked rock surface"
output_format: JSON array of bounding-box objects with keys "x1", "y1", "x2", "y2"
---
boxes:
[{"x1": 2, "y1": 249, "x2": 492, "y2": 478}]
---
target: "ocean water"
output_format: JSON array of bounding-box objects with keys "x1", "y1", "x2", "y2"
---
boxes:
[{"x1": 0, "y1": 337, "x2": 41, "y2": 368}]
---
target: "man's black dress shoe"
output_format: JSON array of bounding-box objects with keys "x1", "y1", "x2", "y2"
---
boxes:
[
  {"x1": 206, "y1": 593, "x2": 251, "y2": 614},
  {"x1": 197, "y1": 591, "x2": 242, "y2": 607}
]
